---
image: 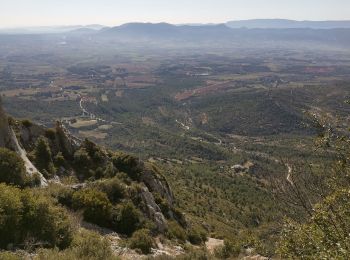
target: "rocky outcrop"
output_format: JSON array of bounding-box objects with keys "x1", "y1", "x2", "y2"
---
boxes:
[
  {"x1": 140, "y1": 186, "x2": 168, "y2": 233},
  {"x1": 141, "y1": 164, "x2": 175, "y2": 206},
  {"x1": 9, "y1": 127, "x2": 48, "y2": 186},
  {"x1": 55, "y1": 121, "x2": 81, "y2": 158},
  {"x1": 20, "y1": 123, "x2": 45, "y2": 146},
  {"x1": 1, "y1": 102, "x2": 183, "y2": 233},
  {"x1": 0, "y1": 100, "x2": 47, "y2": 186}
]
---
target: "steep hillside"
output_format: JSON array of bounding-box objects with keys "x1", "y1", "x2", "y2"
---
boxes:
[{"x1": 0, "y1": 102, "x2": 210, "y2": 259}]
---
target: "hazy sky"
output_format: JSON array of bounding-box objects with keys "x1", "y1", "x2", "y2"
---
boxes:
[{"x1": 1, "y1": 0, "x2": 349, "y2": 28}]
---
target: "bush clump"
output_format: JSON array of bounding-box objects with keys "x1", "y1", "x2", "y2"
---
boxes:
[
  {"x1": 166, "y1": 221, "x2": 187, "y2": 242},
  {"x1": 21, "y1": 119, "x2": 33, "y2": 128},
  {"x1": 35, "y1": 229, "x2": 116, "y2": 260},
  {"x1": 112, "y1": 201, "x2": 142, "y2": 235},
  {"x1": 73, "y1": 148, "x2": 92, "y2": 177},
  {"x1": 0, "y1": 184, "x2": 23, "y2": 248},
  {"x1": 93, "y1": 177, "x2": 126, "y2": 203},
  {"x1": 0, "y1": 147, "x2": 27, "y2": 186},
  {"x1": 72, "y1": 188, "x2": 112, "y2": 226},
  {"x1": 112, "y1": 153, "x2": 141, "y2": 180},
  {"x1": 44, "y1": 128, "x2": 56, "y2": 140},
  {"x1": 214, "y1": 239, "x2": 241, "y2": 259},
  {"x1": 187, "y1": 227, "x2": 207, "y2": 245},
  {"x1": 71, "y1": 229, "x2": 115, "y2": 259},
  {"x1": 129, "y1": 229, "x2": 154, "y2": 254},
  {"x1": 33, "y1": 137, "x2": 55, "y2": 178},
  {"x1": 0, "y1": 183, "x2": 73, "y2": 250}
]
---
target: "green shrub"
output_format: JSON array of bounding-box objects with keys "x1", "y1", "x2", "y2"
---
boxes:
[
  {"x1": 0, "y1": 184, "x2": 23, "y2": 248},
  {"x1": 21, "y1": 189, "x2": 74, "y2": 249},
  {"x1": 24, "y1": 172, "x2": 43, "y2": 187},
  {"x1": 187, "y1": 227, "x2": 207, "y2": 245},
  {"x1": 35, "y1": 230, "x2": 117, "y2": 260},
  {"x1": 112, "y1": 153, "x2": 141, "y2": 180},
  {"x1": 112, "y1": 201, "x2": 141, "y2": 235},
  {"x1": 154, "y1": 193, "x2": 170, "y2": 218},
  {"x1": 94, "y1": 177, "x2": 126, "y2": 203},
  {"x1": 33, "y1": 137, "x2": 55, "y2": 178},
  {"x1": 214, "y1": 239, "x2": 241, "y2": 259},
  {"x1": 0, "y1": 148, "x2": 26, "y2": 186},
  {"x1": 72, "y1": 229, "x2": 115, "y2": 259},
  {"x1": 172, "y1": 207, "x2": 187, "y2": 228},
  {"x1": 129, "y1": 229, "x2": 154, "y2": 254},
  {"x1": 103, "y1": 162, "x2": 118, "y2": 178},
  {"x1": 7, "y1": 116, "x2": 16, "y2": 126},
  {"x1": 115, "y1": 172, "x2": 132, "y2": 185},
  {"x1": 44, "y1": 128, "x2": 56, "y2": 140},
  {"x1": 54, "y1": 152, "x2": 66, "y2": 169},
  {"x1": 47, "y1": 184, "x2": 74, "y2": 207},
  {"x1": 35, "y1": 248, "x2": 77, "y2": 260},
  {"x1": 81, "y1": 139, "x2": 106, "y2": 166},
  {"x1": 72, "y1": 188, "x2": 112, "y2": 226},
  {"x1": 278, "y1": 189, "x2": 350, "y2": 259},
  {"x1": 73, "y1": 148, "x2": 92, "y2": 177},
  {"x1": 0, "y1": 184, "x2": 73, "y2": 250},
  {"x1": 21, "y1": 119, "x2": 32, "y2": 128},
  {"x1": 178, "y1": 248, "x2": 209, "y2": 260},
  {"x1": 166, "y1": 221, "x2": 187, "y2": 242}
]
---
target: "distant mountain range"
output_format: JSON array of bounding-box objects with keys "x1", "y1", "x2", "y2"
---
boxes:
[
  {"x1": 1, "y1": 20, "x2": 350, "y2": 48},
  {"x1": 2, "y1": 19, "x2": 350, "y2": 35},
  {"x1": 226, "y1": 19, "x2": 350, "y2": 29},
  {"x1": 92, "y1": 22, "x2": 350, "y2": 47},
  {"x1": 0, "y1": 24, "x2": 105, "y2": 34},
  {"x1": 97, "y1": 23, "x2": 232, "y2": 40}
]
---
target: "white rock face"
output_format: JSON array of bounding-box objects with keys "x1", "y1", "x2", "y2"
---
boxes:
[
  {"x1": 0, "y1": 98, "x2": 47, "y2": 186},
  {"x1": 8, "y1": 127, "x2": 48, "y2": 186}
]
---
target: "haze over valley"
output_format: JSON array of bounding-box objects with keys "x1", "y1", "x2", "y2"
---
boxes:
[{"x1": 0, "y1": 1, "x2": 350, "y2": 259}]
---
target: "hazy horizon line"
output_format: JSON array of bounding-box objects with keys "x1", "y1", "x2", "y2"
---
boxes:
[{"x1": 1, "y1": 18, "x2": 350, "y2": 30}]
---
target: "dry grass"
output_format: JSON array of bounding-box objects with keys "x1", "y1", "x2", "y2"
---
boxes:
[
  {"x1": 79, "y1": 130, "x2": 108, "y2": 139},
  {"x1": 70, "y1": 119, "x2": 98, "y2": 129}
]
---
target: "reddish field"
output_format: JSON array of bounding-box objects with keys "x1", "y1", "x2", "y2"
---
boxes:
[{"x1": 175, "y1": 80, "x2": 234, "y2": 101}]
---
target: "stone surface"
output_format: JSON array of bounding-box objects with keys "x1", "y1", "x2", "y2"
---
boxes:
[{"x1": 140, "y1": 186, "x2": 168, "y2": 233}]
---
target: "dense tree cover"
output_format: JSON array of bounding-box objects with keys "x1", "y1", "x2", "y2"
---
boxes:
[
  {"x1": 0, "y1": 183, "x2": 73, "y2": 249},
  {"x1": 71, "y1": 187, "x2": 143, "y2": 235},
  {"x1": 92, "y1": 177, "x2": 126, "y2": 203},
  {"x1": 0, "y1": 117, "x2": 197, "y2": 258},
  {"x1": 0, "y1": 148, "x2": 26, "y2": 186},
  {"x1": 33, "y1": 136, "x2": 55, "y2": 178},
  {"x1": 278, "y1": 190, "x2": 350, "y2": 258},
  {"x1": 277, "y1": 116, "x2": 350, "y2": 258}
]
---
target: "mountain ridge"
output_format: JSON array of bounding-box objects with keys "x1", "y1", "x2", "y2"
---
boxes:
[
  {"x1": 226, "y1": 19, "x2": 350, "y2": 29},
  {"x1": 3, "y1": 19, "x2": 350, "y2": 35}
]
